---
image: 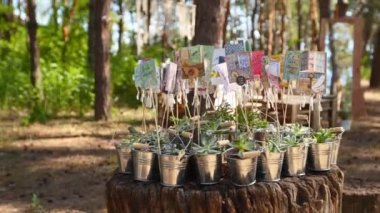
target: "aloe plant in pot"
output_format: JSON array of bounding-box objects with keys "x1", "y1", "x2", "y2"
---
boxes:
[
  {"x1": 307, "y1": 128, "x2": 336, "y2": 171},
  {"x1": 225, "y1": 133, "x2": 262, "y2": 186},
  {"x1": 257, "y1": 133, "x2": 286, "y2": 181},
  {"x1": 282, "y1": 124, "x2": 310, "y2": 176},
  {"x1": 192, "y1": 133, "x2": 222, "y2": 185}
]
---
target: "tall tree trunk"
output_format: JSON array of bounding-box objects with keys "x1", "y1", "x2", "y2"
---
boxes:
[
  {"x1": 251, "y1": 0, "x2": 259, "y2": 50},
  {"x1": 296, "y1": 0, "x2": 302, "y2": 50},
  {"x1": 318, "y1": 0, "x2": 330, "y2": 50},
  {"x1": 26, "y1": 0, "x2": 42, "y2": 93},
  {"x1": 88, "y1": 0, "x2": 95, "y2": 70},
  {"x1": 192, "y1": 0, "x2": 230, "y2": 47},
  {"x1": 370, "y1": 27, "x2": 380, "y2": 88},
  {"x1": 222, "y1": 0, "x2": 230, "y2": 45},
  {"x1": 62, "y1": 0, "x2": 78, "y2": 61},
  {"x1": 117, "y1": 0, "x2": 124, "y2": 55},
  {"x1": 89, "y1": 0, "x2": 112, "y2": 121},
  {"x1": 258, "y1": 1, "x2": 265, "y2": 49},
  {"x1": 51, "y1": 0, "x2": 59, "y2": 29},
  {"x1": 310, "y1": 0, "x2": 319, "y2": 50},
  {"x1": 279, "y1": 0, "x2": 286, "y2": 53},
  {"x1": 267, "y1": 0, "x2": 275, "y2": 55}
]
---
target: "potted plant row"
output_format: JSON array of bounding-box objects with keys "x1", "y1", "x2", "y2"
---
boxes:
[{"x1": 115, "y1": 105, "x2": 345, "y2": 187}]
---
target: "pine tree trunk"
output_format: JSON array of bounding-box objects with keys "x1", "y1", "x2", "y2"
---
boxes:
[
  {"x1": 251, "y1": 0, "x2": 259, "y2": 50},
  {"x1": 51, "y1": 0, "x2": 59, "y2": 29},
  {"x1": 369, "y1": 27, "x2": 380, "y2": 88},
  {"x1": 258, "y1": 1, "x2": 265, "y2": 50},
  {"x1": 267, "y1": 0, "x2": 275, "y2": 55},
  {"x1": 296, "y1": 0, "x2": 302, "y2": 50},
  {"x1": 117, "y1": 0, "x2": 124, "y2": 55},
  {"x1": 89, "y1": 0, "x2": 112, "y2": 121},
  {"x1": 26, "y1": 0, "x2": 42, "y2": 92},
  {"x1": 192, "y1": 0, "x2": 230, "y2": 47},
  {"x1": 279, "y1": 0, "x2": 286, "y2": 53},
  {"x1": 318, "y1": 0, "x2": 330, "y2": 50},
  {"x1": 310, "y1": 0, "x2": 319, "y2": 50}
]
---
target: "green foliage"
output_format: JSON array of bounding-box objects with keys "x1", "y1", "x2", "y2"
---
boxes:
[
  {"x1": 266, "y1": 134, "x2": 285, "y2": 153},
  {"x1": 192, "y1": 134, "x2": 220, "y2": 155},
  {"x1": 313, "y1": 129, "x2": 336, "y2": 143},
  {"x1": 170, "y1": 116, "x2": 193, "y2": 132},
  {"x1": 231, "y1": 133, "x2": 255, "y2": 157},
  {"x1": 31, "y1": 193, "x2": 44, "y2": 213},
  {"x1": 236, "y1": 108, "x2": 268, "y2": 131},
  {"x1": 112, "y1": 44, "x2": 140, "y2": 108},
  {"x1": 214, "y1": 103, "x2": 235, "y2": 122}
]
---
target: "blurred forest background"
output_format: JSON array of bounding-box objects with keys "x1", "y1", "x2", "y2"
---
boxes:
[{"x1": 0, "y1": 0, "x2": 379, "y2": 123}]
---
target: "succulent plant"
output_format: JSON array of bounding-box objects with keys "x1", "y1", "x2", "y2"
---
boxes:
[
  {"x1": 192, "y1": 134, "x2": 220, "y2": 155},
  {"x1": 313, "y1": 128, "x2": 336, "y2": 143},
  {"x1": 230, "y1": 133, "x2": 256, "y2": 157}
]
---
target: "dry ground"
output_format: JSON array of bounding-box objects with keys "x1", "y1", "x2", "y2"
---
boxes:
[{"x1": 0, "y1": 90, "x2": 379, "y2": 212}]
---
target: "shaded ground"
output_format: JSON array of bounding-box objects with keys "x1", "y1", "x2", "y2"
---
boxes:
[{"x1": 0, "y1": 91, "x2": 379, "y2": 212}]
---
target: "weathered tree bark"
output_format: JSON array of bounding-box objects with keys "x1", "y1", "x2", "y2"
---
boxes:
[
  {"x1": 279, "y1": 0, "x2": 286, "y2": 53},
  {"x1": 106, "y1": 166, "x2": 344, "y2": 213},
  {"x1": 258, "y1": 1, "x2": 265, "y2": 50},
  {"x1": 26, "y1": 0, "x2": 42, "y2": 92},
  {"x1": 89, "y1": 0, "x2": 112, "y2": 121},
  {"x1": 192, "y1": 0, "x2": 229, "y2": 47},
  {"x1": 62, "y1": 0, "x2": 78, "y2": 42},
  {"x1": 267, "y1": 0, "x2": 274, "y2": 55},
  {"x1": 343, "y1": 191, "x2": 380, "y2": 213},
  {"x1": 61, "y1": 0, "x2": 78, "y2": 62},
  {"x1": 310, "y1": 0, "x2": 319, "y2": 50},
  {"x1": 51, "y1": 0, "x2": 59, "y2": 29},
  {"x1": 296, "y1": 0, "x2": 302, "y2": 50},
  {"x1": 369, "y1": 27, "x2": 380, "y2": 88},
  {"x1": 251, "y1": 0, "x2": 258, "y2": 50},
  {"x1": 117, "y1": 0, "x2": 125, "y2": 55},
  {"x1": 318, "y1": 0, "x2": 330, "y2": 51}
]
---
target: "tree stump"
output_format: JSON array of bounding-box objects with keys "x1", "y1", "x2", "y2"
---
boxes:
[{"x1": 106, "y1": 166, "x2": 343, "y2": 213}]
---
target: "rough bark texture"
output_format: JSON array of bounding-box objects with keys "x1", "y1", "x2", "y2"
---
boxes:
[
  {"x1": 267, "y1": 0, "x2": 274, "y2": 55},
  {"x1": 106, "y1": 166, "x2": 344, "y2": 213},
  {"x1": 89, "y1": 0, "x2": 112, "y2": 120},
  {"x1": 251, "y1": 0, "x2": 258, "y2": 50},
  {"x1": 318, "y1": 0, "x2": 330, "y2": 51},
  {"x1": 192, "y1": 0, "x2": 229, "y2": 47},
  {"x1": 370, "y1": 27, "x2": 380, "y2": 88},
  {"x1": 26, "y1": 0, "x2": 41, "y2": 90},
  {"x1": 342, "y1": 191, "x2": 380, "y2": 213},
  {"x1": 310, "y1": 0, "x2": 319, "y2": 50},
  {"x1": 279, "y1": 0, "x2": 286, "y2": 53},
  {"x1": 117, "y1": 0, "x2": 124, "y2": 55}
]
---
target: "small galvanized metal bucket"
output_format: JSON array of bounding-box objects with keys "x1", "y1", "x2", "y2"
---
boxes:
[
  {"x1": 257, "y1": 151, "x2": 285, "y2": 181},
  {"x1": 133, "y1": 150, "x2": 159, "y2": 181},
  {"x1": 307, "y1": 142, "x2": 333, "y2": 171},
  {"x1": 282, "y1": 144, "x2": 308, "y2": 176},
  {"x1": 329, "y1": 127, "x2": 344, "y2": 165},
  {"x1": 115, "y1": 144, "x2": 133, "y2": 174},
  {"x1": 226, "y1": 155, "x2": 259, "y2": 186},
  {"x1": 194, "y1": 154, "x2": 222, "y2": 185},
  {"x1": 159, "y1": 154, "x2": 188, "y2": 187}
]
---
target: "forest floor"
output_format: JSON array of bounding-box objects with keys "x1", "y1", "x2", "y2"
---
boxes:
[{"x1": 0, "y1": 88, "x2": 379, "y2": 212}]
